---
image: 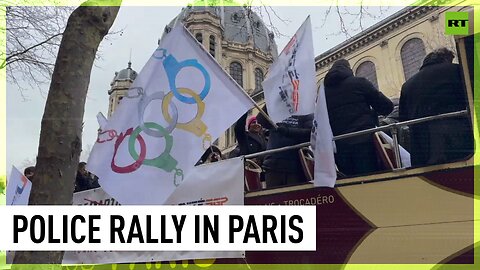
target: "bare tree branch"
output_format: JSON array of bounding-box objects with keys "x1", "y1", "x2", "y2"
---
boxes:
[
  {"x1": 5, "y1": 5, "x2": 123, "y2": 98},
  {"x1": 5, "y1": 33, "x2": 63, "y2": 64}
]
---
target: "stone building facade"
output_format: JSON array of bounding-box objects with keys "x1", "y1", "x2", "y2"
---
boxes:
[
  {"x1": 314, "y1": 5, "x2": 467, "y2": 99},
  {"x1": 107, "y1": 4, "x2": 464, "y2": 153}
]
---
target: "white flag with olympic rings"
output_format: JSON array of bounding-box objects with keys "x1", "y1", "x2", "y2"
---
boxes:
[{"x1": 87, "y1": 24, "x2": 253, "y2": 205}]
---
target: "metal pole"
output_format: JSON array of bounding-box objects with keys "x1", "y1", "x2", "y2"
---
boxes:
[
  {"x1": 333, "y1": 110, "x2": 468, "y2": 142},
  {"x1": 245, "y1": 142, "x2": 310, "y2": 159},
  {"x1": 243, "y1": 110, "x2": 468, "y2": 160},
  {"x1": 390, "y1": 127, "x2": 402, "y2": 168}
]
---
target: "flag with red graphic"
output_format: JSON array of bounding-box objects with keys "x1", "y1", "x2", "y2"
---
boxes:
[
  {"x1": 262, "y1": 16, "x2": 316, "y2": 123},
  {"x1": 6, "y1": 166, "x2": 32, "y2": 205}
]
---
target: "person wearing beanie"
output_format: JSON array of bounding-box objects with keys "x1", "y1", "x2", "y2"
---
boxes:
[{"x1": 233, "y1": 112, "x2": 267, "y2": 163}]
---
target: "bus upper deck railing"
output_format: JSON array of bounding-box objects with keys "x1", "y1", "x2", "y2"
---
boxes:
[{"x1": 244, "y1": 109, "x2": 469, "y2": 169}]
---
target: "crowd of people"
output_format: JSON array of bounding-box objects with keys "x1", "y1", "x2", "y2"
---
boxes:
[
  {"x1": 22, "y1": 162, "x2": 100, "y2": 193},
  {"x1": 22, "y1": 48, "x2": 474, "y2": 192},
  {"x1": 218, "y1": 47, "x2": 473, "y2": 189}
]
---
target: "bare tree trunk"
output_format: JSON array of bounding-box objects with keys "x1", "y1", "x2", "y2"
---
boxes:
[{"x1": 12, "y1": 2, "x2": 121, "y2": 266}]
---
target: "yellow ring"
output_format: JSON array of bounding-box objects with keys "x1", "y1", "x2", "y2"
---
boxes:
[{"x1": 162, "y1": 88, "x2": 207, "y2": 136}]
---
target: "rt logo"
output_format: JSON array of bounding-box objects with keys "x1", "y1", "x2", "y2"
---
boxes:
[{"x1": 445, "y1": 12, "x2": 469, "y2": 35}]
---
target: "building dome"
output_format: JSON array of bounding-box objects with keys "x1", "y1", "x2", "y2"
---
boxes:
[
  {"x1": 108, "y1": 61, "x2": 138, "y2": 96},
  {"x1": 112, "y1": 61, "x2": 137, "y2": 83},
  {"x1": 163, "y1": 5, "x2": 277, "y2": 55}
]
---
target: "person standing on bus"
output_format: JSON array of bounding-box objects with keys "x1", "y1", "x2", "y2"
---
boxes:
[
  {"x1": 257, "y1": 105, "x2": 313, "y2": 188},
  {"x1": 233, "y1": 112, "x2": 267, "y2": 165},
  {"x1": 399, "y1": 48, "x2": 473, "y2": 166},
  {"x1": 324, "y1": 59, "x2": 393, "y2": 175}
]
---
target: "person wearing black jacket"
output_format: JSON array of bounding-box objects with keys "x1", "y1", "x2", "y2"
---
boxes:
[
  {"x1": 324, "y1": 59, "x2": 393, "y2": 175},
  {"x1": 74, "y1": 162, "x2": 100, "y2": 192},
  {"x1": 233, "y1": 112, "x2": 267, "y2": 164},
  {"x1": 257, "y1": 106, "x2": 313, "y2": 188},
  {"x1": 399, "y1": 48, "x2": 473, "y2": 166},
  {"x1": 75, "y1": 162, "x2": 91, "y2": 192}
]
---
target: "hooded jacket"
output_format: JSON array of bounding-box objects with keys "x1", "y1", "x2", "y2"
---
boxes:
[
  {"x1": 399, "y1": 57, "x2": 471, "y2": 166},
  {"x1": 324, "y1": 60, "x2": 393, "y2": 144},
  {"x1": 256, "y1": 106, "x2": 313, "y2": 173},
  {"x1": 399, "y1": 60, "x2": 467, "y2": 121}
]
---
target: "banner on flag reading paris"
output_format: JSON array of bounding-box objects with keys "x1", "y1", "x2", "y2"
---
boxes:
[
  {"x1": 262, "y1": 16, "x2": 316, "y2": 123},
  {"x1": 87, "y1": 24, "x2": 253, "y2": 205}
]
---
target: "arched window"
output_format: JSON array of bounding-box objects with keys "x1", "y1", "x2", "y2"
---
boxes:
[
  {"x1": 230, "y1": 62, "x2": 243, "y2": 87},
  {"x1": 254, "y1": 68, "x2": 264, "y2": 92},
  {"x1": 401, "y1": 38, "x2": 426, "y2": 81},
  {"x1": 209, "y1": 35, "x2": 216, "y2": 57},
  {"x1": 195, "y1": 33, "x2": 203, "y2": 44},
  {"x1": 355, "y1": 61, "x2": 379, "y2": 89}
]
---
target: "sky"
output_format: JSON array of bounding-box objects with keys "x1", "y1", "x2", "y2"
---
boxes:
[{"x1": 6, "y1": 5, "x2": 404, "y2": 175}]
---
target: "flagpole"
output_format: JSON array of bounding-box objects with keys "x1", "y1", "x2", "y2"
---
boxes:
[{"x1": 180, "y1": 24, "x2": 278, "y2": 129}]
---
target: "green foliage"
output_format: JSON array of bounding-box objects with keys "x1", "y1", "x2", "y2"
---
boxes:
[
  {"x1": 0, "y1": 175, "x2": 5, "y2": 195},
  {"x1": 80, "y1": 0, "x2": 122, "y2": 7}
]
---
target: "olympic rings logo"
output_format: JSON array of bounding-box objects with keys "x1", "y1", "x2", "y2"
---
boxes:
[{"x1": 97, "y1": 48, "x2": 213, "y2": 186}]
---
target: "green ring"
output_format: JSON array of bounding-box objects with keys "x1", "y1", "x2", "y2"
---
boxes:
[{"x1": 129, "y1": 122, "x2": 176, "y2": 172}]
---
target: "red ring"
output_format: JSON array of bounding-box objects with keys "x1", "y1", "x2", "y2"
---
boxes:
[{"x1": 111, "y1": 128, "x2": 147, "y2": 173}]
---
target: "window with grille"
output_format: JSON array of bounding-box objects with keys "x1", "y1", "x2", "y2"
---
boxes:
[
  {"x1": 355, "y1": 61, "x2": 379, "y2": 89},
  {"x1": 230, "y1": 62, "x2": 243, "y2": 87},
  {"x1": 401, "y1": 38, "x2": 426, "y2": 81},
  {"x1": 209, "y1": 35, "x2": 216, "y2": 57}
]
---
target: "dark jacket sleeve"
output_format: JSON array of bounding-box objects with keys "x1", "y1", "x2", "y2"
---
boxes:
[
  {"x1": 399, "y1": 84, "x2": 409, "y2": 122},
  {"x1": 256, "y1": 105, "x2": 274, "y2": 130},
  {"x1": 360, "y1": 78, "x2": 394, "y2": 116},
  {"x1": 277, "y1": 114, "x2": 313, "y2": 140},
  {"x1": 293, "y1": 114, "x2": 314, "y2": 140},
  {"x1": 234, "y1": 113, "x2": 247, "y2": 143},
  {"x1": 75, "y1": 173, "x2": 90, "y2": 192},
  {"x1": 281, "y1": 127, "x2": 311, "y2": 138}
]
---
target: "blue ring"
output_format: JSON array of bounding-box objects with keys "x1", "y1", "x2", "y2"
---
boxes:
[{"x1": 163, "y1": 55, "x2": 211, "y2": 104}]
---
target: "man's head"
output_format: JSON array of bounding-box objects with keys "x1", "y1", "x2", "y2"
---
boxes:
[
  {"x1": 78, "y1": 162, "x2": 87, "y2": 175},
  {"x1": 247, "y1": 116, "x2": 262, "y2": 134},
  {"x1": 24, "y1": 166, "x2": 35, "y2": 180},
  {"x1": 324, "y1": 59, "x2": 353, "y2": 87},
  {"x1": 331, "y1": 59, "x2": 351, "y2": 69},
  {"x1": 421, "y1": 47, "x2": 455, "y2": 69}
]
